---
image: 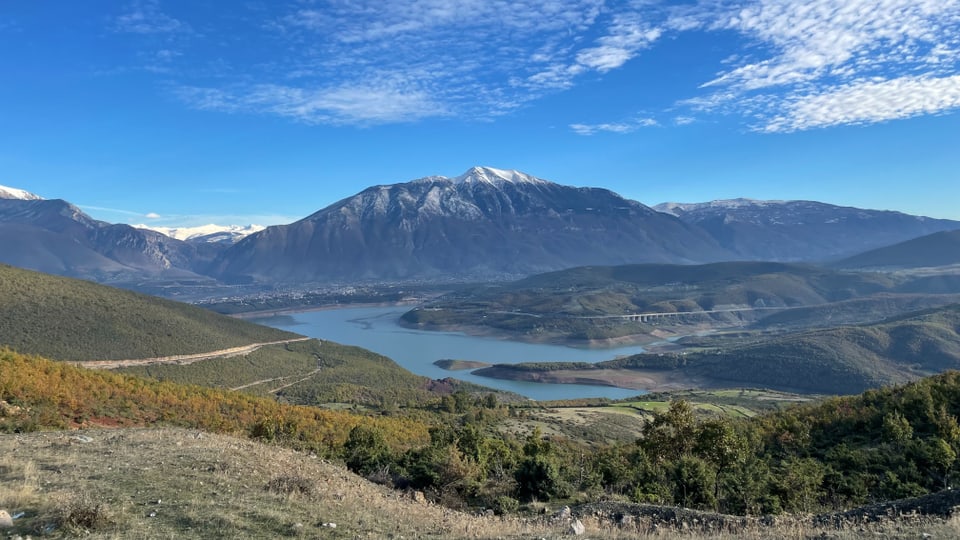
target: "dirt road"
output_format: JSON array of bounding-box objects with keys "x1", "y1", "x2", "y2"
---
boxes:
[{"x1": 77, "y1": 337, "x2": 312, "y2": 370}]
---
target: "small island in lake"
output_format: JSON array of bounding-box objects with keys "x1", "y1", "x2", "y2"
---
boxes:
[{"x1": 433, "y1": 359, "x2": 492, "y2": 371}]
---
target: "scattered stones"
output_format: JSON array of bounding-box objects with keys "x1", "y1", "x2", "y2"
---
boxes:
[
  {"x1": 0, "y1": 400, "x2": 23, "y2": 416},
  {"x1": 0, "y1": 509, "x2": 13, "y2": 529},
  {"x1": 569, "y1": 519, "x2": 585, "y2": 536},
  {"x1": 70, "y1": 434, "x2": 94, "y2": 443}
]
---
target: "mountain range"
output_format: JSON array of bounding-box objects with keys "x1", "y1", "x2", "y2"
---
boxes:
[
  {"x1": 2, "y1": 169, "x2": 959, "y2": 288},
  {"x1": 134, "y1": 223, "x2": 266, "y2": 244},
  {"x1": 654, "y1": 198, "x2": 960, "y2": 262},
  {"x1": 0, "y1": 186, "x2": 218, "y2": 284},
  {"x1": 209, "y1": 166, "x2": 729, "y2": 283}
]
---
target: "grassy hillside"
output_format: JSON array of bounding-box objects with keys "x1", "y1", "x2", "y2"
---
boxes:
[
  {"x1": 120, "y1": 338, "x2": 465, "y2": 408},
  {"x1": 836, "y1": 229, "x2": 960, "y2": 269},
  {"x1": 642, "y1": 303, "x2": 960, "y2": 393},
  {"x1": 0, "y1": 264, "x2": 298, "y2": 361},
  {"x1": 401, "y1": 262, "x2": 905, "y2": 342},
  {"x1": 0, "y1": 348, "x2": 428, "y2": 452},
  {"x1": 7, "y1": 428, "x2": 960, "y2": 539},
  {"x1": 0, "y1": 264, "x2": 512, "y2": 411},
  {"x1": 475, "y1": 304, "x2": 960, "y2": 395},
  {"x1": 0, "y1": 428, "x2": 554, "y2": 539}
]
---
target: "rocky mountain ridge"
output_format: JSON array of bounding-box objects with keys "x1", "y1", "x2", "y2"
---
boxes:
[
  {"x1": 3, "y1": 170, "x2": 959, "y2": 288},
  {"x1": 654, "y1": 198, "x2": 960, "y2": 261},
  {"x1": 0, "y1": 198, "x2": 219, "y2": 284},
  {"x1": 210, "y1": 167, "x2": 730, "y2": 283}
]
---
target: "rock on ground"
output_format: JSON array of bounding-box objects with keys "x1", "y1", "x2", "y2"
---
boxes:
[{"x1": 0, "y1": 509, "x2": 13, "y2": 529}]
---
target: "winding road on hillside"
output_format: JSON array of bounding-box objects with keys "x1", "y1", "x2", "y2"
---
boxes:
[{"x1": 77, "y1": 337, "x2": 312, "y2": 370}]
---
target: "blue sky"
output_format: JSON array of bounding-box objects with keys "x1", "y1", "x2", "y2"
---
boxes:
[{"x1": 2, "y1": 0, "x2": 959, "y2": 227}]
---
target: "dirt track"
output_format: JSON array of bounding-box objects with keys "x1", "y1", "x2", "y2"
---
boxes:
[{"x1": 76, "y1": 337, "x2": 312, "y2": 370}]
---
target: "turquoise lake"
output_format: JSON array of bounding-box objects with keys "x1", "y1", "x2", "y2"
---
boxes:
[{"x1": 256, "y1": 305, "x2": 648, "y2": 401}]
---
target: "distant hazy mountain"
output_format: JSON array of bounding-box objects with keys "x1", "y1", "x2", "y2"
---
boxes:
[
  {"x1": 654, "y1": 198, "x2": 960, "y2": 261},
  {"x1": 212, "y1": 167, "x2": 732, "y2": 284},
  {"x1": 134, "y1": 223, "x2": 266, "y2": 244},
  {"x1": 835, "y1": 229, "x2": 960, "y2": 270},
  {"x1": 0, "y1": 196, "x2": 220, "y2": 283}
]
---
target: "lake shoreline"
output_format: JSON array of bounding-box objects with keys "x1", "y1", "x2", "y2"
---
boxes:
[
  {"x1": 239, "y1": 302, "x2": 702, "y2": 354},
  {"x1": 229, "y1": 300, "x2": 422, "y2": 320},
  {"x1": 470, "y1": 365, "x2": 712, "y2": 393},
  {"x1": 256, "y1": 305, "x2": 648, "y2": 400},
  {"x1": 397, "y1": 319, "x2": 714, "y2": 353}
]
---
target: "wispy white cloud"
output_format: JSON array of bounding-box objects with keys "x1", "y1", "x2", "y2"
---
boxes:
[
  {"x1": 81, "y1": 204, "x2": 296, "y2": 227},
  {"x1": 570, "y1": 117, "x2": 658, "y2": 135},
  {"x1": 171, "y1": 0, "x2": 664, "y2": 125},
  {"x1": 525, "y1": 10, "x2": 663, "y2": 90},
  {"x1": 113, "y1": 0, "x2": 188, "y2": 34},
  {"x1": 177, "y1": 78, "x2": 447, "y2": 125},
  {"x1": 678, "y1": 0, "x2": 960, "y2": 131},
  {"x1": 760, "y1": 74, "x2": 960, "y2": 132},
  {"x1": 79, "y1": 204, "x2": 154, "y2": 218},
  {"x1": 114, "y1": 0, "x2": 960, "y2": 131},
  {"x1": 576, "y1": 15, "x2": 662, "y2": 72}
]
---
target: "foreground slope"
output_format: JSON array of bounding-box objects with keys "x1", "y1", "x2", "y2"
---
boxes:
[
  {"x1": 0, "y1": 428, "x2": 554, "y2": 539},
  {"x1": 6, "y1": 350, "x2": 960, "y2": 537},
  {"x1": 6, "y1": 428, "x2": 960, "y2": 539},
  {"x1": 0, "y1": 264, "x2": 298, "y2": 361}
]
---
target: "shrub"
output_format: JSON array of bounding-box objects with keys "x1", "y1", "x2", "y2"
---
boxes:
[
  {"x1": 60, "y1": 495, "x2": 114, "y2": 532},
  {"x1": 265, "y1": 473, "x2": 314, "y2": 496}
]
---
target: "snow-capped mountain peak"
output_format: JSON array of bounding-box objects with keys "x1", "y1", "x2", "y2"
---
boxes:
[
  {"x1": 134, "y1": 223, "x2": 265, "y2": 244},
  {"x1": 654, "y1": 198, "x2": 787, "y2": 216},
  {"x1": 451, "y1": 166, "x2": 550, "y2": 185},
  {"x1": 0, "y1": 184, "x2": 43, "y2": 201}
]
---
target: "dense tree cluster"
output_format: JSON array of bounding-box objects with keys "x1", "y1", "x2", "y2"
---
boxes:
[{"x1": 339, "y1": 375, "x2": 960, "y2": 515}]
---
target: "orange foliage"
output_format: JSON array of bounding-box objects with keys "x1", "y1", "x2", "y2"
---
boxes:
[{"x1": 0, "y1": 348, "x2": 429, "y2": 456}]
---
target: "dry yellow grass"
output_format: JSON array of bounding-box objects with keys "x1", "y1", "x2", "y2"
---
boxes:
[
  {"x1": 2, "y1": 428, "x2": 959, "y2": 539},
  {"x1": 0, "y1": 428, "x2": 558, "y2": 539}
]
